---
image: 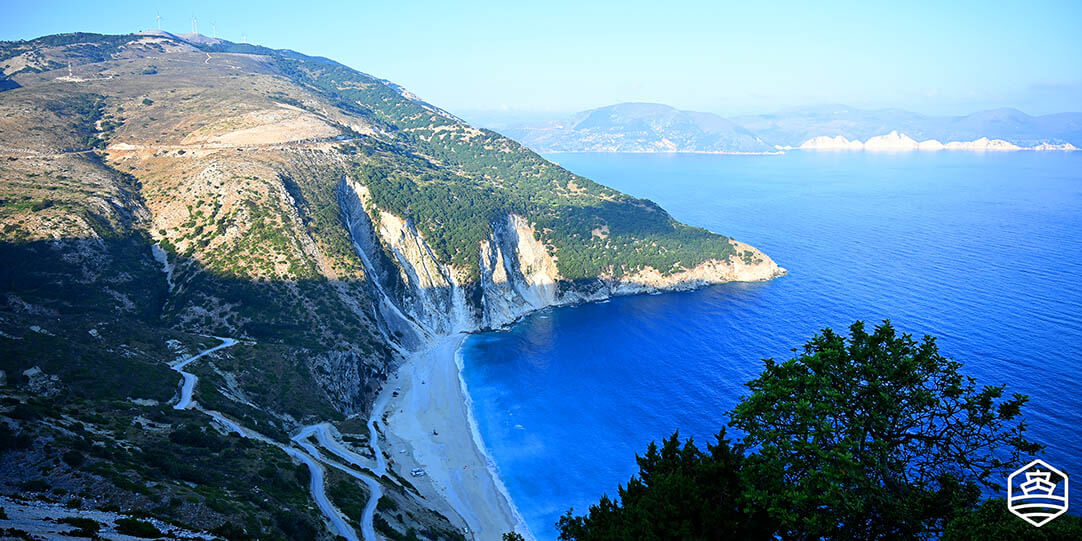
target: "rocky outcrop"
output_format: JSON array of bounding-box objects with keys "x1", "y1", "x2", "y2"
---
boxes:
[
  {"x1": 606, "y1": 240, "x2": 784, "y2": 293},
  {"x1": 21, "y1": 366, "x2": 63, "y2": 397},
  {"x1": 799, "y1": 135, "x2": 864, "y2": 150},
  {"x1": 306, "y1": 349, "x2": 383, "y2": 415},
  {"x1": 477, "y1": 214, "x2": 561, "y2": 328},
  {"x1": 338, "y1": 178, "x2": 786, "y2": 350},
  {"x1": 797, "y1": 131, "x2": 1068, "y2": 152}
]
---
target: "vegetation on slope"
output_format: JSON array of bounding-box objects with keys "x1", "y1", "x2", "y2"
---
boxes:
[{"x1": 272, "y1": 56, "x2": 738, "y2": 280}]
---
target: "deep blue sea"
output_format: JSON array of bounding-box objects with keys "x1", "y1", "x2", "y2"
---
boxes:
[{"x1": 460, "y1": 151, "x2": 1082, "y2": 539}]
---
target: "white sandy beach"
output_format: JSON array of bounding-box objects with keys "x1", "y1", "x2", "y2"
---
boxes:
[{"x1": 380, "y1": 333, "x2": 531, "y2": 541}]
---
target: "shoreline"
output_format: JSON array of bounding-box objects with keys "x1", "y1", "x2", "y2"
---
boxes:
[
  {"x1": 454, "y1": 338, "x2": 534, "y2": 540},
  {"x1": 543, "y1": 149, "x2": 784, "y2": 155},
  {"x1": 380, "y1": 333, "x2": 532, "y2": 540}
]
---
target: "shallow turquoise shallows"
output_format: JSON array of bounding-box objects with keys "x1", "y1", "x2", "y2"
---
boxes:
[{"x1": 460, "y1": 151, "x2": 1082, "y2": 539}]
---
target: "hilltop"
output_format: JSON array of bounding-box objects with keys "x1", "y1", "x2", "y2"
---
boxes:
[{"x1": 0, "y1": 32, "x2": 782, "y2": 539}]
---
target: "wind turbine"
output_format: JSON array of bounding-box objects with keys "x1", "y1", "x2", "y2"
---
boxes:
[
  {"x1": 191, "y1": 16, "x2": 198, "y2": 35},
  {"x1": 155, "y1": 11, "x2": 161, "y2": 31},
  {"x1": 211, "y1": 23, "x2": 217, "y2": 39}
]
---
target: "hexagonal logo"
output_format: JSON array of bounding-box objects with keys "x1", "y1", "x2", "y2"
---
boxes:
[{"x1": 1008, "y1": 459, "x2": 1069, "y2": 527}]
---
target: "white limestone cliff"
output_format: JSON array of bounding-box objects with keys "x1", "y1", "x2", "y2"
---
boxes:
[
  {"x1": 943, "y1": 137, "x2": 1021, "y2": 151},
  {"x1": 337, "y1": 177, "x2": 785, "y2": 349},
  {"x1": 799, "y1": 135, "x2": 864, "y2": 150},
  {"x1": 864, "y1": 131, "x2": 920, "y2": 151},
  {"x1": 798, "y1": 132, "x2": 1070, "y2": 152},
  {"x1": 1034, "y1": 142, "x2": 1079, "y2": 151}
]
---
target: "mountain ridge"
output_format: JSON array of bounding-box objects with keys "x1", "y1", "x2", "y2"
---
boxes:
[
  {"x1": 501, "y1": 102, "x2": 776, "y2": 154},
  {"x1": 501, "y1": 102, "x2": 1082, "y2": 153}
]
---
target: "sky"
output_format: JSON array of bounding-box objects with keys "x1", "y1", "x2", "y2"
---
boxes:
[{"x1": 4, "y1": 1, "x2": 1081, "y2": 120}]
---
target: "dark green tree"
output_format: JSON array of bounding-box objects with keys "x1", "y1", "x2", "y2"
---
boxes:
[
  {"x1": 943, "y1": 499, "x2": 1082, "y2": 540},
  {"x1": 556, "y1": 430, "x2": 775, "y2": 540},
  {"x1": 731, "y1": 320, "x2": 1042, "y2": 539}
]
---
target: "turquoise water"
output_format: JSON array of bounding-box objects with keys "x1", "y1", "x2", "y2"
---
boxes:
[{"x1": 460, "y1": 151, "x2": 1082, "y2": 539}]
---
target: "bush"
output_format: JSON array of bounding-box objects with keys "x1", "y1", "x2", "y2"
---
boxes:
[
  {"x1": 0, "y1": 423, "x2": 33, "y2": 450},
  {"x1": 19, "y1": 479, "x2": 50, "y2": 492},
  {"x1": 9, "y1": 403, "x2": 40, "y2": 420},
  {"x1": 377, "y1": 495, "x2": 398, "y2": 512},
  {"x1": 59, "y1": 517, "x2": 100, "y2": 537},
  {"x1": 114, "y1": 518, "x2": 162, "y2": 538},
  {"x1": 167, "y1": 424, "x2": 226, "y2": 450},
  {"x1": 944, "y1": 499, "x2": 1082, "y2": 540},
  {"x1": 273, "y1": 511, "x2": 316, "y2": 540},
  {"x1": 62, "y1": 450, "x2": 86, "y2": 468},
  {"x1": 211, "y1": 521, "x2": 254, "y2": 540}
]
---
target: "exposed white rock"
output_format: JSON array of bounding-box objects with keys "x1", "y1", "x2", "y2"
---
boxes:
[
  {"x1": 799, "y1": 135, "x2": 863, "y2": 150},
  {"x1": 609, "y1": 240, "x2": 784, "y2": 293},
  {"x1": 943, "y1": 137, "x2": 1021, "y2": 151},
  {"x1": 1034, "y1": 142, "x2": 1079, "y2": 151},
  {"x1": 337, "y1": 177, "x2": 786, "y2": 350},
  {"x1": 21, "y1": 366, "x2": 62, "y2": 397},
  {"x1": 798, "y1": 132, "x2": 1064, "y2": 152},
  {"x1": 864, "y1": 131, "x2": 920, "y2": 151}
]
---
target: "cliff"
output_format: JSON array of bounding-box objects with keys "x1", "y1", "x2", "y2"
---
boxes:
[
  {"x1": 793, "y1": 130, "x2": 1058, "y2": 151},
  {"x1": 339, "y1": 177, "x2": 784, "y2": 348}
]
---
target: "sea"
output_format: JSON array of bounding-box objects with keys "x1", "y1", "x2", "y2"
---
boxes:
[{"x1": 458, "y1": 150, "x2": 1082, "y2": 539}]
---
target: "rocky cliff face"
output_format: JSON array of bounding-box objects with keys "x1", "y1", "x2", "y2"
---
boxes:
[{"x1": 339, "y1": 178, "x2": 785, "y2": 349}]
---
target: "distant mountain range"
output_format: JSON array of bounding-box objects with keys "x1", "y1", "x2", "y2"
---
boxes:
[
  {"x1": 500, "y1": 103, "x2": 774, "y2": 153},
  {"x1": 501, "y1": 102, "x2": 1082, "y2": 153}
]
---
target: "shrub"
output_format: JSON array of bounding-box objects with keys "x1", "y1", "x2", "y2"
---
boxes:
[
  {"x1": 114, "y1": 518, "x2": 162, "y2": 538},
  {"x1": 59, "y1": 517, "x2": 100, "y2": 537},
  {"x1": 62, "y1": 450, "x2": 86, "y2": 468},
  {"x1": 19, "y1": 479, "x2": 50, "y2": 492}
]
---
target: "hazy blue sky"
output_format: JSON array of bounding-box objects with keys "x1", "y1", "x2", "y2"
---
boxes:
[{"x1": 4, "y1": 1, "x2": 1081, "y2": 118}]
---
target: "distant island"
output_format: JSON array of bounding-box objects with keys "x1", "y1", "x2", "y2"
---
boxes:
[{"x1": 501, "y1": 102, "x2": 1082, "y2": 154}]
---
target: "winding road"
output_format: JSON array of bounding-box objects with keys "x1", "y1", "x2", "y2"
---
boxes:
[
  {"x1": 170, "y1": 337, "x2": 237, "y2": 410},
  {"x1": 293, "y1": 424, "x2": 383, "y2": 541},
  {"x1": 166, "y1": 336, "x2": 389, "y2": 540}
]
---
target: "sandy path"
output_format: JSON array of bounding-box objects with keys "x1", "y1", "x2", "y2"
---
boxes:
[{"x1": 382, "y1": 334, "x2": 530, "y2": 540}]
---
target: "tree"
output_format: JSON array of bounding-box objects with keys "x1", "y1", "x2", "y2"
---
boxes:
[
  {"x1": 556, "y1": 430, "x2": 775, "y2": 540},
  {"x1": 943, "y1": 499, "x2": 1082, "y2": 540},
  {"x1": 730, "y1": 320, "x2": 1041, "y2": 539}
]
